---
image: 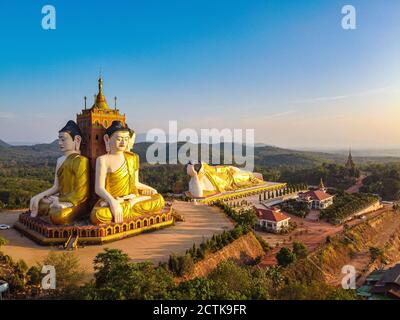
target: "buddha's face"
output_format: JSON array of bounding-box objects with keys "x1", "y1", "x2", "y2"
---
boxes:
[
  {"x1": 109, "y1": 131, "x2": 130, "y2": 153},
  {"x1": 187, "y1": 163, "x2": 197, "y2": 177},
  {"x1": 127, "y1": 132, "x2": 136, "y2": 152},
  {"x1": 58, "y1": 132, "x2": 75, "y2": 153},
  {"x1": 187, "y1": 162, "x2": 202, "y2": 177}
]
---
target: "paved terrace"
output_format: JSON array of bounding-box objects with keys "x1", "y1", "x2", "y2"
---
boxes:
[{"x1": 0, "y1": 201, "x2": 234, "y2": 276}]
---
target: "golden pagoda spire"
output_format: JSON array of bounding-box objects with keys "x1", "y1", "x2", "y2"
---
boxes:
[
  {"x1": 92, "y1": 76, "x2": 109, "y2": 110},
  {"x1": 99, "y1": 77, "x2": 103, "y2": 94},
  {"x1": 319, "y1": 178, "x2": 326, "y2": 191}
]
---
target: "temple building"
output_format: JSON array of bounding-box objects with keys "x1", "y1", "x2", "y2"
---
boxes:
[
  {"x1": 76, "y1": 78, "x2": 126, "y2": 202},
  {"x1": 254, "y1": 206, "x2": 291, "y2": 233},
  {"x1": 297, "y1": 179, "x2": 334, "y2": 210}
]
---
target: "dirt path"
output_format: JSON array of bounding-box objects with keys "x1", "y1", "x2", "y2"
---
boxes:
[
  {"x1": 257, "y1": 213, "x2": 343, "y2": 266},
  {"x1": 0, "y1": 201, "x2": 234, "y2": 277},
  {"x1": 326, "y1": 207, "x2": 399, "y2": 287},
  {"x1": 346, "y1": 174, "x2": 367, "y2": 194}
]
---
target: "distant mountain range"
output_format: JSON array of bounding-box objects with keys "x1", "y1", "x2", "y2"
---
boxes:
[
  {"x1": 1, "y1": 138, "x2": 399, "y2": 167},
  {"x1": 0, "y1": 139, "x2": 11, "y2": 148}
]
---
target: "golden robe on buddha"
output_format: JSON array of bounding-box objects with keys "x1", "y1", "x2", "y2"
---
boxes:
[
  {"x1": 38, "y1": 153, "x2": 89, "y2": 225},
  {"x1": 201, "y1": 162, "x2": 264, "y2": 194},
  {"x1": 90, "y1": 152, "x2": 164, "y2": 225}
]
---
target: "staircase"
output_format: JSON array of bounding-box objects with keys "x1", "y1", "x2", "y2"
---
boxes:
[{"x1": 64, "y1": 234, "x2": 79, "y2": 250}]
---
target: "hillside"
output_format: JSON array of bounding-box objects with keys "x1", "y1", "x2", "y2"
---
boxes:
[
  {"x1": 0, "y1": 139, "x2": 11, "y2": 148},
  {"x1": 181, "y1": 232, "x2": 265, "y2": 281},
  {"x1": 284, "y1": 209, "x2": 400, "y2": 287},
  {"x1": 0, "y1": 140, "x2": 59, "y2": 165}
]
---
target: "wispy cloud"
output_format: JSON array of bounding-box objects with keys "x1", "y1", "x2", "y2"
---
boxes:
[
  {"x1": 0, "y1": 112, "x2": 16, "y2": 119},
  {"x1": 262, "y1": 110, "x2": 297, "y2": 119},
  {"x1": 290, "y1": 86, "x2": 397, "y2": 104}
]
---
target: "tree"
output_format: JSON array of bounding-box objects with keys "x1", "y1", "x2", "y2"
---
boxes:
[
  {"x1": 94, "y1": 248, "x2": 130, "y2": 288},
  {"x1": 238, "y1": 209, "x2": 258, "y2": 228},
  {"x1": 172, "y1": 277, "x2": 215, "y2": 300},
  {"x1": 27, "y1": 266, "x2": 42, "y2": 286},
  {"x1": 369, "y1": 246, "x2": 384, "y2": 264},
  {"x1": 0, "y1": 236, "x2": 8, "y2": 248},
  {"x1": 276, "y1": 247, "x2": 296, "y2": 267},
  {"x1": 292, "y1": 241, "x2": 308, "y2": 259},
  {"x1": 208, "y1": 260, "x2": 252, "y2": 299},
  {"x1": 41, "y1": 251, "x2": 85, "y2": 293},
  {"x1": 168, "y1": 253, "x2": 194, "y2": 277},
  {"x1": 89, "y1": 249, "x2": 175, "y2": 300}
]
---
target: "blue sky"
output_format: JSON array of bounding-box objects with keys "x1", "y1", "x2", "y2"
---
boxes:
[{"x1": 0, "y1": 0, "x2": 399, "y2": 148}]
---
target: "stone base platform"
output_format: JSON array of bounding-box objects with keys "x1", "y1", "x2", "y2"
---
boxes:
[
  {"x1": 187, "y1": 182, "x2": 287, "y2": 205},
  {"x1": 14, "y1": 205, "x2": 174, "y2": 246}
]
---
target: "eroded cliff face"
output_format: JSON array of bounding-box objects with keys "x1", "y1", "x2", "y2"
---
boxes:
[
  {"x1": 178, "y1": 209, "x2": 400, "y2": 286},
  {"x1": 182, "y1": 232, "x2": 265, "y2": 281},
  {"x1": 286, "y1": 209, "x2": 400, "y2": 286}
]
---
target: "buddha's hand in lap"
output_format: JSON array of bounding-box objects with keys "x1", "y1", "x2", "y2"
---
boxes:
[
  {"x1": 109, "y1": 198, "x2": 124, "y2": 224},
  {"x1": 129, "y1": 196, "x2": 151, "y2": 206},
  {"x1": 141, "y1": 187, "x2": 157, "y2": 196},
  {"x1": 29, "y1": 195, "x2": 41, "y2": 217},
  {"x1": 117, "y1": 194, "x2": 137, "y2": 201},
  {"x1": 50, "y1": 200, "x2": 73, "y2": 209},
  {"x1": 30, "y1": 194, "x2": 52, "y2": 216}
]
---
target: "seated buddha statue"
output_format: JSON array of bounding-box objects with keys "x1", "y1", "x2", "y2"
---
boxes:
[
  {"x1": 187, "y1": 161, "x2": 264, "y2": 198},
  {"x1": 29, "y1": 121, "x2": 89, "y2": 225},
  {"x1": 90, "y1": 121, "x2": 164, "y2": 225}
]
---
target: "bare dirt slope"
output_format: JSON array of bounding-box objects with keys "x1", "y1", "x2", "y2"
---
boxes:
[{"x1": 182, "y1": 232, "x2": 265, "y2": 281}]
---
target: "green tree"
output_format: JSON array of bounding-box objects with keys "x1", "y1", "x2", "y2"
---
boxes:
[
  {"x1": 41, "y1": 251, "x2": 85, "y2": 292},
  {"x1": 292, "y1": 241, "x2": 308, "y2": 259},
  {"x1": 369, "y1": 246, "x2": 384, "y2": 263},
  {"x1": 26, "y1": 266, "x2": 42, "y2": 286},
  {"x1": 89, "y1": 248, "x2": 175, "y2": 300},
  {"x1": 0, "y1": 236, "x2": 8, "y2": 248},
  {"x1": 276, "y1": 247, "x2": 296, "y2": 267},
  {"x1": 94, "y1": 248, "x2": 130, "y2": 289},
  {"x1": 208, "y1": 260, "x2": 253, "y2": 299},
  {"x1": 172, "y1": 277, "x2": 215, "y2": 300}
]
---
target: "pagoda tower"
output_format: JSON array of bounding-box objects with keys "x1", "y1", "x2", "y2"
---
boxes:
[
  {"x1": 76, "y1": 77, "x2": 126, "y2": 203},
  {"x1": 345, "y1": 148, "x2": 356, "y2": 177},
  {"x1": 345, "y1": 148, "x2": 355, "y2": 171}
]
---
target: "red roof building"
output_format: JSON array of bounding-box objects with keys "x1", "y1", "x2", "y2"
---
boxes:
[
  {"x1": 297, "y1": 188, "x2": 334, "y2": 210},
  {"x1": 254, "y1": 207, "x2": 291, "y2": 233}
]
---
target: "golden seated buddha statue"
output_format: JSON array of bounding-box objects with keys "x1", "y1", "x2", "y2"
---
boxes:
[
  {"x1": 90, "y1": 121, "x2": 164, "y2": 225},
  {"x1": 29, "y1": 121, "x2": 89, "y2": 225}
]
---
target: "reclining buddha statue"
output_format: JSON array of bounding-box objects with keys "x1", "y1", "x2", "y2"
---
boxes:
[
  {"x1": 90, "y1": 121, "x2": 164, "y2": 225},
  {"x1": 29, "y1": 121, "x2": 89, "y2": 225},
  {"x1": 187, "y1": 161, "x2": 264, "y2": 198}
]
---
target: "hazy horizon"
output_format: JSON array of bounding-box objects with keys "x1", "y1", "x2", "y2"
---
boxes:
[{"x1": 3, "y1": 137, "x2": 400, "y2": 158}]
